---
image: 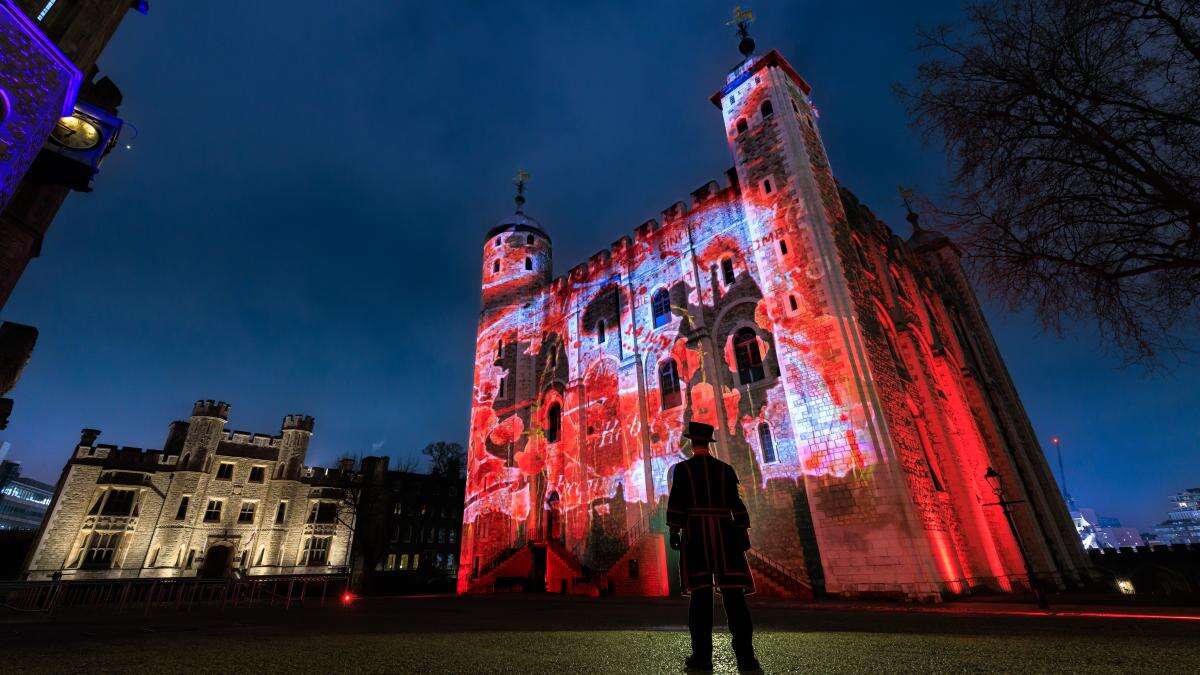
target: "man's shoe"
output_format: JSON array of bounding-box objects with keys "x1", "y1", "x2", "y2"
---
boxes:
[
  {"x1": 736, "y1": 656, "x2": 762, "y2": 672},
  {"x1": 684, "y1": 654, "x2": 713, "y2": 671}
]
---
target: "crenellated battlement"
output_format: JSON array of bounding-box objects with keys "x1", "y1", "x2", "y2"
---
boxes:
[
  {"x1": 73, "y1": 442, "x2": 180, "y2": 468},
  {"x1": 542, "y1": 174, "x2": 740, "y2": 291},
  {"x1": 191, "y1": 399, "x2": 230, "y2": 420},
  {"x1": 282, "y1": 413, "x2": 315, "y2": 433}
]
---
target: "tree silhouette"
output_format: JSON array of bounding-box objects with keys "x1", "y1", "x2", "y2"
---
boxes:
[{"x1": 898, "y1": 0, "x2": 1200, "y2": 363}]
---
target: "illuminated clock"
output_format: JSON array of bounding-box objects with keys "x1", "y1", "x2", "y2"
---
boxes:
[{"x1": 49, "y1": 114, "x2": 101, "y2": 150}]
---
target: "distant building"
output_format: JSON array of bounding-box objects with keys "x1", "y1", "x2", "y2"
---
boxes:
[
  {"x1": 0, "y1": 459, "x2": 53, "y2": 530},
  {"x1": 1152, "y1": 488, "x2": 1200, "y2": 545},
  {"x1": 352, "y1": 456, "x2": 464, "y2": 593},
  {"x1": 1071, "y1": 507, "x2": 1145, "y2": 549},
  {"x1": 24, "y1": 400, "x2": 354, "y2": 580}
]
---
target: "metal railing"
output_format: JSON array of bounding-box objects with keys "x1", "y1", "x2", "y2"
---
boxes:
[
  {"x1": 0, "y1": 572, "x2": 350, "y2": 615},
  {"x1": 747, "y1": 548, "x2": 812, "y2": 596}
]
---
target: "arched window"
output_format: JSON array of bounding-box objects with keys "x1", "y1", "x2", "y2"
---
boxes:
[
  {"x1": 651, "y1": 289, "x2": 671, "y2": 328},
  {"x1": 758, "y1": 423, "x2": 776, "y2": 463},
  {"x1": 721, "y1": 257, "x2": 736, "y2": 286},
  {"x1": 527, "y1": 234, "x2": 534, "y2": 245},
  {"x1": 761, "y1": 100, "x2": 773, "y2": 118},
  {"x1": 659, "y1": 359, "x2": 682, "y2": 409},
  {"x1": 525, "y1": 257, "x2": 532, "y2": 270},
  {"x1": 492, "y1": 260, "x2": 500, "y2": 273},
  {"x1": 736, "y1": 118, "x2": 748, "y2": 134},
  {"x1": 763, "y1": 178, "x2": 773, "y2": 194},
  {"x1": 545, "y1": 403, "x2": 561, "y2": 443},
  {"x1": 733, "y1": 328, "x2": 765, "y2": 385},
  {"x1": 597, "y1": 320, "x2": 606, "y2": 344}
]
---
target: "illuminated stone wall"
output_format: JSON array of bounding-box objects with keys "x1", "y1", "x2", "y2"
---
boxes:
[
  {"x1": 25, "y1": 402, "x2": 354, "y2": 580},
  {"x1": 459, "y1": 49, "x2": 1088, "y2": 598}
]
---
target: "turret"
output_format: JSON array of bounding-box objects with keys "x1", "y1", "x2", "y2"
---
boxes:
[
  {"x1": 180, "y1": 399, "x2": 229, "y2": 471},
  {"x1": 480, "y1": 171, "x2": 552, "y2": 317},
  {"x1": 278, "y1": 413, "x2": 314, "y2": 479}
]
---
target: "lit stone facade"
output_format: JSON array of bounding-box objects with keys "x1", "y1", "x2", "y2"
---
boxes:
[
  {"x1": 24, "y1": 401, "x2": 353, "y2": 580},
  {"x1": 459, "y1": 48, "x2": 1090, "y2": 599}
]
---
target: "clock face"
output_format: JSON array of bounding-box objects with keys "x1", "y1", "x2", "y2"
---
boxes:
[{"x1": 50, "y1": 115, "x2": 101, "y2": 150}]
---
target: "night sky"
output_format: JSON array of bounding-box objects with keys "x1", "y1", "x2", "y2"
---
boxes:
[{"x1": 2, "y1": 1, "x2": 1196, "y2": 531}]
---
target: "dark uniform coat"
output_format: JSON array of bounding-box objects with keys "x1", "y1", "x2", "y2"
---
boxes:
[{"x1": 666, "y1": 454, "x2": 754, "y2": 595}]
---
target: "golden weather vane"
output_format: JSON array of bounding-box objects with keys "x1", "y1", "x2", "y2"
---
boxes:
[
  {"x1": 514, "y1": 168, "x2": 530, "y2": 212},
  {"x1": 725, "y1": 6, "x2": 757, "y2": 57}
]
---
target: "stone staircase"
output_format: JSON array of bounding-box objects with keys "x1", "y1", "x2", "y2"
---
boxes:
[{"x1": 746, "y1": 548, "x2": 813, "y2": 599}]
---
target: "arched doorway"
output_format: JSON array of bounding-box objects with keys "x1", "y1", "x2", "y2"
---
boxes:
[{"x1": 199, "y1": 544, "x2": 233, "y2": 579}]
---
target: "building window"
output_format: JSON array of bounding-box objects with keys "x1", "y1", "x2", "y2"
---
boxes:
[
  {"x1": 256, "y1": 547, "x2": 265, "y2": 566},
  {"x1": 721, "y1": 257, "x2": 736, "y2": 286},
  {"x1": 81, "y1": 532, "x2": 122, "y2": 569},
  {"x1": 36, "y1": 0, "x2": 58, "y2": 22},
  {"x1": 385, "y1": 553, "x2": 397, "y2": 571},
  {"x1": 492, "y1": 260, "x2": 500, "y2": 273},
  {"x1": 101, "y1": 489, "x2": 137, "y2": 516},
  {"x1": 763, "y1": 178, "x2": 773, "y2": 194},
  {"x1": 761, "y1": 100, "x2": 774, "y2": 118},
  {"x1": 275, "y1": 501, "x2": 288, "y2": 524},
  {"x1": 758, "y1": 423, "x2": 777, "y2": 463},
  {"x1": 527, "y1": 234, "x2": 534, "y2": 245},
  {"x1": 301, "y1": 536, "x2": 331, "y2": 565},
  {"x1": 238, "y1": 501, "x2": 257, "y2": 524},
  {"x1": 788, "y1": 295, "x2": 798, "y2": 312},
  {"x1": 736, "y1": 118, "x2": 748, "y2": 135},
  {"x1": 216, "y1": 463, "x2": 234, "y2": 481},
  {"x1": 659, "y1": 359, "x2": 682, "y2": 410},
  {"x1": 399, "y1": 553, "x2": 410, "y2": 570},
  {"x1": 412, "y1": 553, "x2": 421, "y2": 569},
  {"x1": 495, "y1": 237, "x2": 501, "y2": 248},
  {"x1": 496, "y1": 338, "x2": 504, "y2": 358},
  {"x1": 790, "y1": 98, "x2": 799, "y2": 114},
  {"x1": 175, "y1": 496, "x2": 190, "y2": 521},
  {"x1": 733, "y1": 328, "x2": 766, "y2": 385},
  {"x1": 497, "y1": 375, "x2": 507, "y2": 398},
  {"x1": 307, "y1": 501, "x2": 338, "y2": 524},
  {"x1": 597, "y1": 320, "x2": 606, "y2": 344},
  {"x1": 779, "y1": 239, "x2": 788, "y2": 255},
  {"x1": 204, "y1": 499, "x2": 223, "y2": 522},
  {"x1": 546, "y1": 402, "x2": 561, "y2": 443},
  {"x1": 525, "y1": 257, "x2": 532, "y2": 270},
  {"x1": 651, "y1": 289, "x2": 671, "y2": 328},
  {"x1": 249, "y1": 466, "x2": 265, "y2": 483},
  {"x1": 449, "y1": 530, "x2": 458, "y2": 544}
]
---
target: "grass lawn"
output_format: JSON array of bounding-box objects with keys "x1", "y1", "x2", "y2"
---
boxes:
[{"x1": 13, "y1": 627, "x2": 1198, "y2": 673}]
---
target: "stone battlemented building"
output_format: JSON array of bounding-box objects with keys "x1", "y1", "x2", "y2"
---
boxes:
[
  {"x1": 24, "y1": 401, "x2": 353, "y2": 580},
  {"x1": 459, "y1": 41, "x2": 1089, "y2": 599}
]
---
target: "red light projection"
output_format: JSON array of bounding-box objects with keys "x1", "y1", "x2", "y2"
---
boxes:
[{"x1": 458, "y1": 49, "x2": 1084, "y2": 599}]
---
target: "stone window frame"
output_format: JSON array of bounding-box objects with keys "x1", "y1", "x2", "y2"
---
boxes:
[
  {"x1": 237, "y1": 500, "x2": 258, "y2": 524},
  {"x1": 658, "y1": 358, "x2": 682, "y2": 410},
  {"x1": 203, "y1": 498, "x2": 224, "y2": 523},
  {"x1": 300, "y1": 535, "x2": 332, "y2": 566},
  {"x1": 275, "y1": 500, "x2": 288, "y2": 525},
  {"x1": 174, "y1": 494, "x2": 191, "y2": 521},
  {"x1": 215, "y1": 462, "x2": 235, "y2": 481},
  {"x1": 650, "y1": 288, "x2": 671, "y2": 329},
  {"x1": 757, "y1": 422, "x2": 778, "y2": 464}
]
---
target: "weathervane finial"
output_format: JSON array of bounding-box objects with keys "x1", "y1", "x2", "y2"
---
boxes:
[
  {"x1": 514, "y1": 169, "x2": 530, "y2": 213},
  {"x1": 726, "y1": 6, "x2": 756, "y2": 57}
]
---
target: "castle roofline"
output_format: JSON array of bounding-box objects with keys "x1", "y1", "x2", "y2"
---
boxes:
[{"x1": 710, "y1": 49, "x2": 812, "y2": 108}]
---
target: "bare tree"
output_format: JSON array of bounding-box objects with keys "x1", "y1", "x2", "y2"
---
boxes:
[
  {"x1": 898, "y1": 0, "x2": 1200, "y2": 363},
  {"x1": 422, "y1": 441, "x2": 466, "y2": 479}
]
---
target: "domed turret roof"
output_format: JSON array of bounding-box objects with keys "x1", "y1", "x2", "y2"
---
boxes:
[{"x1": 484, "y1": 211, "x2": 550, "y2": 243}]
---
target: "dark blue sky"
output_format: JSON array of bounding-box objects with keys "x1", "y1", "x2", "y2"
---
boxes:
[{"x1": 2, "y1": 2, "x2": 1196, "y2": 531}]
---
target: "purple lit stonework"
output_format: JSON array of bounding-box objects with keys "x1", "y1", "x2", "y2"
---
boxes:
[{"x1": 0, "y1": 0, "x2": 81, "y2": 210}]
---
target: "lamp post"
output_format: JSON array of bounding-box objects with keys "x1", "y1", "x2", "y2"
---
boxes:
[{"x1": 984, "y1": 466, "x2": 1050, "y2": 609}]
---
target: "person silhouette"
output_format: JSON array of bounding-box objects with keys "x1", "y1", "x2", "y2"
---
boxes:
[{"x1": 667, "y1": 422, "x2": 760, "y2": 672}]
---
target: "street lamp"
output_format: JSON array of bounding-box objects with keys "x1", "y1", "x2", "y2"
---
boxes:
[{"x1": 984, "y1": 466, "x2": 1050, "y2": 609}]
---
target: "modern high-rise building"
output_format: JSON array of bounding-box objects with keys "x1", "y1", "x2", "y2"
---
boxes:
[
  {"x1": 1072, "y1": 507, "x2": 1145, "y2": 550},
  {"x1": 458, "y1": 33, "x2": 1089, "y2": 600},
  {"x1": 0, "y1": 457, "x2": 53, "y2": 530},
  {"x1": 1152, "y1": 489, "x2": 1200, "y2": 545}
]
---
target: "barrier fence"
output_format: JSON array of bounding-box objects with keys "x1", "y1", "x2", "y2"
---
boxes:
[{"x1": 0, "y1": 572, "x2": 350, "y2": 615}]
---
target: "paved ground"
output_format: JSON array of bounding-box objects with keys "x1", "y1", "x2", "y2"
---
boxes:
[{"x1": 3, "y1": 594, "x2": 1199, "y2": 673}]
